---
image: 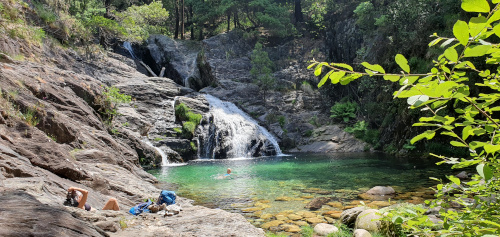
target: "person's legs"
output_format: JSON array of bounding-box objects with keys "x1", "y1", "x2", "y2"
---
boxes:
[{"x1": 102, "y1": 198, "x2": 120, "y2": 211}]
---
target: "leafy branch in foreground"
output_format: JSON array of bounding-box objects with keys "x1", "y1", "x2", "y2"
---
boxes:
[{"x1": 309, "y1": 0, "x2": 500, "y2": 235}]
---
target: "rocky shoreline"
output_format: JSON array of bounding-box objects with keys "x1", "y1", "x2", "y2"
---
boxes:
[{"x1": 0, "y1": 36, "x2": 264, "y2": 236}]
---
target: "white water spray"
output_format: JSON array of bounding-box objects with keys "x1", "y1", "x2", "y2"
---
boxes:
[{"x1": 200, "y1": 94, "x2": 282, "y2": 158}]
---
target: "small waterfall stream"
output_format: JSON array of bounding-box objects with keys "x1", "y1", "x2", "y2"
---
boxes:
[
  {"x1": 142, "y1": 139, "x2": 169, "y2": 166},
  {"x1": 123, "y1": 41, "x2": 137, "y2": 59},
  {"x1": 198, "y1": 94, "x2": 283, "y2": 159}
]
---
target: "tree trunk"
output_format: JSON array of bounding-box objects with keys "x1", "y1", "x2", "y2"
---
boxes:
[
  {"x1": 174, "y1": 0, "x2": 179, "y2": 39},
  {"x1": 227, "y1": 11, "x2": 231, "y2": 32},
  {"x1": 294, "y1": 0, "x2": 303, "y2": 23},
  {"x1": 181, "y1": 0, "x2": 185, "y2": 39},
  {"x1": 234, "y1": 11, "x2": 239, "y2": 28}
]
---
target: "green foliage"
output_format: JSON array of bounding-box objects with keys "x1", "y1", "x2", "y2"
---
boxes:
[
  {"x1": 21, "y1": 107, "x2": 39, "y2": 127},
  {"x1": 344, "y1": 120, "x2": 380, "y2": 145},
  {"x1": 300, "y1": 225, "x2": 314, "y2": 237},
  {"x1": 304, "y1": 130, "x2": 313, "y2": 137},
  {"x1": 47, "y1": 133, "x2": 57, "y2": 142},
  {"x1": 98, "y1": 86, "x2": 131, "y2": 125},
  {"x1": 353, "y1": 1, "x2": 375, "y2": 29},
  {"x1": 330, "y1": 101, "x2": 358, "y2": 123},
  {"x1": 380, "y1": 203, "x2": 436, "y2": 236},
  {"x1": 190, "y1": 141, "x2": 197, "y2": 151},
  {"x1": 251, "y1": 42, "x2": 275, "y2": 101},
  {"x1": 264, "y1": 232, "x2": 287, "y2": 237},
  {"x1": 308, "y1": 115, "x2": 320, "y2": 127},
  {"x1": 114, "y1": 1, "x2": 169, "y2": 42},
  {"x1": 86, "y1": 15, "x2": 126, "y2": 40},
  {"x1": 174, "y1": 103, "x2": 202, "y2": 139},
  {"x1": 310, "y1": 1, "x2": 500, "y2": 235},
  {"x1": 327, "y1": 223, "x2": 353, "y2": 237},
  {"x1": 278, "y1": 116, "x2": 286, "y2": 128},
  {"x1": 33, "y1": 1, "x2": 58, "y2": 24}
]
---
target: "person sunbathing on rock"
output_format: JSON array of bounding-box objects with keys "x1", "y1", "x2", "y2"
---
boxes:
[{"x1": 65, "y1": 187, "x2": 120, "y2": 211}]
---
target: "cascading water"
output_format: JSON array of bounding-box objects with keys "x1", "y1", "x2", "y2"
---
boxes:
[
  {"x1": 123, "y1": 41, "x2": 137, "y2": 59},
  {"x1": 198, "y1": 94, "x2": 283, "y2": 159},
  {"x1": 143, "y1": 139, "x2": 169, "y2": 166}
]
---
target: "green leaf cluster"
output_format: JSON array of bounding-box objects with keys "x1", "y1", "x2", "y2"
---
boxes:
[
  {"x1": 174, "y1": 103, "x2": 202, "y2": 139},
  {"x1": 250, "y1": 42, "x2": 276, "y2": 102},
  {"x1": 309, "y1": 0, "x2": 500, "y2": 235},
  {"x1": 330, "y1": 101, "x2": 358, "y2": 123}
]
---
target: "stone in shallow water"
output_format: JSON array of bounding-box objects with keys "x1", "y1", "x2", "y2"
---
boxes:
[
  {"x1": 368, "y1": 201, "x2": 391, "y2": 208},
  {"x1": 259, "y1": 199, "x2": 271, "y2": 203},
  {"x1": 301, "y1": 195, "x2": 314, "y2": 199},
  {"x1": 325, "y1": 216, "x2": 335, "y2": 224},
  {"x1": 323, "y1": 210, "x2": 342, "y2": 219},
  {"x1": 242, "y1": 207, "x2": 264, "y2": 212},
  {"x1": 305, "y1": 197, "x2": 331, "y2": 210},
  {"x1": 261, "y1": 220, "x2": 285, "y2": 229},
  {"x1": 260, "y1": 213, "x2": 273, "y2": 219},
  {"x1": 276, "y1": 215, "x2": 288, "y2": 221},
  {"x1": 288, "y1": 214, "x2": 302, "y2": 221},
  {"x1": 297, "y1": 211, "x2": 317, "y2": 218},
  {"x1": 294, "y1": 221, "x2": 309, "y2": 226},
  {"x1": 366, "y1": 186, "x2": 395, "y2": 195},
  {"x1": 275, "y1": 196, "x2": 292, "y2": 201},
  {"x1": 306, "y1": 217, "x2": 326, "y2": 224},
  {"x1": 326, "y1": 201, "x2": 343, "y2": 209},
  {"x1": 358, "y1": 193, "x2": 394, "y2": 201},
  {"x1": 281, "y1": 224, "x2": 302, "y2": 233}
]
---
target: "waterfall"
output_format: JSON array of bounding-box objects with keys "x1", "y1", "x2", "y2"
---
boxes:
[
  {"x1": 123, "y1": 41, "x2": 137, "y2": 59},
  {"x1": 199, "y1": 94, "x2": 283, "y2": 159},
  {"x1": 143, "y1": 139, "x2": 169, "y2": 166}
]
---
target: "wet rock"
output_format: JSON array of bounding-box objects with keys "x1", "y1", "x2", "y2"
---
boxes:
[
  {"x1": 281, "y1": 224, "x2": 301, "y2": 233},
  {"x1": 294, "y1": 221, "x2": 309, "y2": 226},
  {"x1": 276, "y1": 215, "x2": 288, "y2": 221},
  {"x1": 297, "y1": 211, "x2": 317, "y2": 218},
  {"x1": 340, "y1": 206, "x2": 369, "y2": 228},
  {"x1": 366, "y1": 186, "x2": 395, "y2": 195},
  {"x1": 288, "y1": 214, "x2": 302, "y2": 221},
  {"x1": 323, "y1": 210, "x2": 342, "y2": 219},
  {"x1": 314, "y1": 223, "x2": 338, "y2": 236},
  {"x1": 305, "y1": 197, "x2": 331, "y2": 210},
  {"x1": 261, "y1": 220, "x2": 285, "y2": 229},
  {"x1": 306, "y1": 217, "x2": 326, "y2": 224},
  {"x1": 275, "y1": 196, "x2": 292, "y2": 201},
  {"x1": 353, "y1": 229, "x2": 372, "y2": 237},
  {"x1": 358, "y1": 193, "x2": 394, "y2": 201},
  {"x1": 242, "y1": 207, "x2": 264, "y2": 212},
  {"x1": 260, "y1": 213, "x2": 273, "y2": 219},
  {"x1": 326, "y1": 201, "x2": 343, "y2": 209},
  {"x1": 368, "y1": 201, "x2": 391, "y2": 208}
]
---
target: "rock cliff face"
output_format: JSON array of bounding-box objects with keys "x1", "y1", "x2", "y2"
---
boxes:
[
  {"x1": 0, "y1": 36, "x2": 264, "y2": 236},
  {"x1": 146, "y1": 31, "x2": 369, "y2": 152}
]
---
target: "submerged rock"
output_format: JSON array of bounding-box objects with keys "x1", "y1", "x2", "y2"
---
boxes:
[{"x1": 305, "y1": 197, "x2": 331, "y2": 210}]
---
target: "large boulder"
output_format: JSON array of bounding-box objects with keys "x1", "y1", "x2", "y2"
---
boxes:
[
  {"x1": 355, "y1": 209, "x2": 384, "y2": 232},
  {"x1": 354, "y1": 229, "x2": 372, "y2": 237},
  {"x1": 366, "y1": 186, "x2": 395, "y2": 195},
  {"x1": 314, "y1": 223, "x2": 338, "y2": 236},
  {"x1": 340, "y1": 206, "x2": 369, "y2": 227}
]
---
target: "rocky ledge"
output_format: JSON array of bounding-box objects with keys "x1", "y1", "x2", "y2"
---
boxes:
[{"x1": 0, "y1": 35, "x2": 264, "y2": 236}]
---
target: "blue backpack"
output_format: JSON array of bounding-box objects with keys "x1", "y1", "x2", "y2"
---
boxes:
[
  {"x1": 157, "y1": 190, "x2": 176, "y2": 205},
  {"x1": 128, "y1": 200, "x2": 152, "y2": 215}
]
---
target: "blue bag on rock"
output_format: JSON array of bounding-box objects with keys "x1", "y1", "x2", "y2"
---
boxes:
[
  {"x1": 129, "y1": 200, "x2": 152, "y2": 215},
  {"x1": 157, "y1": 190, "x2": 176, "y2": 205}
]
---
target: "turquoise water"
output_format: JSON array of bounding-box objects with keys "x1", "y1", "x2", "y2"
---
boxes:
[{"x1": 149, "y1": 153, "x2": 449, "y2": 214}]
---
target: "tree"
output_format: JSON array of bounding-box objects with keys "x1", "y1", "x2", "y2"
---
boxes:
[
  {"x1": 250, "y1": 42, "x2": 275, "y2": 105},
  {"x1": 310, "y1": 0, "x2": 500, "y2": 235}
]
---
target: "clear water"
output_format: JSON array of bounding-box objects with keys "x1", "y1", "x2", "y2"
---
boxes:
[{"x1": 149, "y1": 153, "x2": 449, "y2": 215}]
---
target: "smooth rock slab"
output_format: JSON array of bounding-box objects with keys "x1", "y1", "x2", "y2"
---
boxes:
[
  {"x1": 314, "y1": 223, "x2": 338, "y2": 236},
  {"x1": 0, "y1": 191, "x2": 105, "y2": 237},
  {"x1": 281, "y1": 224, "x2": 301, "y2": 233}
]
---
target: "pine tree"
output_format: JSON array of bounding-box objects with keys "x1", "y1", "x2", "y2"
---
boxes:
[{"x1": 250, "y1": 42, "x2": 275, "y2": 105}]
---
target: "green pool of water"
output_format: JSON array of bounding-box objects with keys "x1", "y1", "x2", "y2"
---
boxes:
[{"x1": 149, "y1": 153, "x2": 449, "y2": 215}]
